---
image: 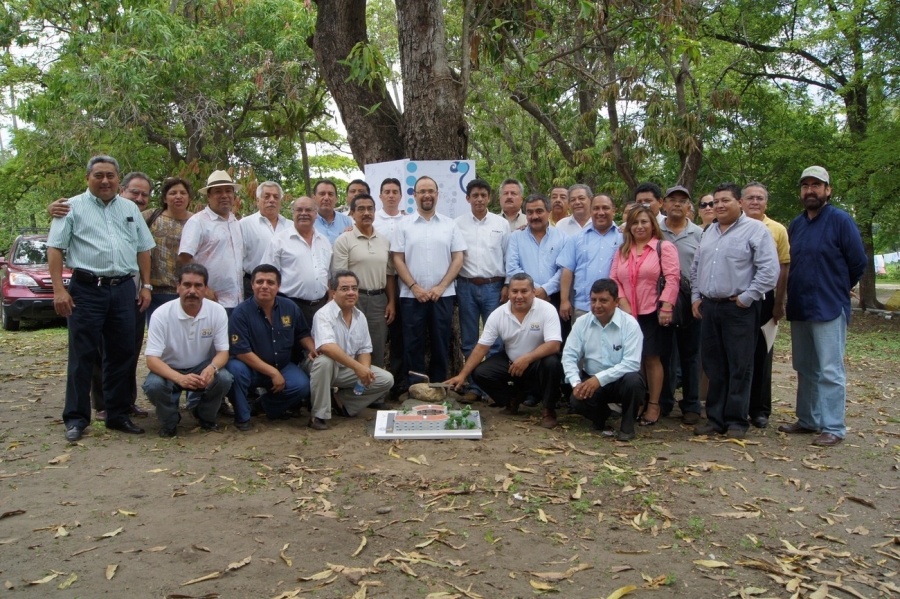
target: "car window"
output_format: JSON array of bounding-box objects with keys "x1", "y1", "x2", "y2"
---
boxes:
[{"x1": 12, "y1": 239, "x2": 49, "y2": 265}]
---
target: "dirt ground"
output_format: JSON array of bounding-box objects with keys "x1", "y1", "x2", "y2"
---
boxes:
[{"x1": 1, "y1": 313, "x2": 899, "y2": 599}]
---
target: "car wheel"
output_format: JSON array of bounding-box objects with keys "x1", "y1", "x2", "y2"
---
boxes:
[{"x1": 2, "y1": 306, "x2": 20, "y2": 331}]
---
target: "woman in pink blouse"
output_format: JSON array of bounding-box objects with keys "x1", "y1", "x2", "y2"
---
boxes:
[{"x1": 610, "y1": 206, "x2": 680, "y2": 426}]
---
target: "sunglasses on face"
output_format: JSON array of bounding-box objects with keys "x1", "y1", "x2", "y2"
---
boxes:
[{"x1": 699, "y1": 201, "x2": 714, "y2": 209}]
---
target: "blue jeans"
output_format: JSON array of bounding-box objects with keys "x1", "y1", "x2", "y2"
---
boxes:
[
  {"x1": 791, "y1": 314, "x2": 847, "y2": 437},
  {"x1": 142, "y1": 360, "x2": 233, "y2": 429},
  {"x1": 226, "y1": 359, "x2": 310, "y2": 423},
  {"x1": 401, "y1": 296, "x2": 454, "y2": 387},
  {"x1": 456, "y1": 279, "x2": 503, "y2": 396},
  {"x1": 63, "y1": 278, "x2": 137, "y2": 429}
]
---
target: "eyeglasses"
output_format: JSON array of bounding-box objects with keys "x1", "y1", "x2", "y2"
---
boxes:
[
  {"x1": 125, "y1": 189, "x2": 151, "y2": 198},
  {"x1": 699, "y1": 201, "x2": 714, "y2": 209}
]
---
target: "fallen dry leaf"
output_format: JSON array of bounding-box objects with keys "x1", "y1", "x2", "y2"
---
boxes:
[
  {"x1": 106, "y1": 564, "x2": 117, "y2": 580},
  {"x1": 181, "y1": 572, "x2": 222, "y2": 586},
  {"x1": 530, "y1": 563, "x2": 592, "y2": 581},
  {"x1": 58, "y1": 573, "x2": 77, "y2": 589},
  {"x1": 28, "y1": 573, "x2": 59, "y2": 585},
  {"x1": 48, "y1": 454, "x2": 70, "y2": 465},
  {"x1": 298, "y1": 568, "x2": 333, "y2": 581},
  {"x1": 694, "y1": 560, "x2": 730, "y2": 568},
  {"x1": 505, "y1": 463, "x2": 536, "y2": 474},
  {"x1": 352, "y1": 535, "x2": 367, "y2": 557},
  {"x1": 226, "y1": 556, "x2": 251, "y2": 572},
  {"x1": 100, "y1": 527, "x2": 124, "y2": 539},
  {"x1": 529, "y1": 579, "x2": 556, "y2": 591},
  {"x1": 280, "y1": 543, "x2": 292, "y2": 567},
  {"x1": 604, "y1": 585, "x2": 637, "y2": 599},
  {"x1": 117, "y1": 509, "x2": 137, "y2": 517}
]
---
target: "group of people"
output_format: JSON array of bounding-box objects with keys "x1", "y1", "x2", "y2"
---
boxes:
[{"x1": 48, "y1": 156, "x2": 866, "y2": 449}]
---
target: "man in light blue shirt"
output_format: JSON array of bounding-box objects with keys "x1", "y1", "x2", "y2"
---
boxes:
[
  {"x1": 48, "y1": 156, "x2": 156, "y2": 443},
  {"x1": 562, "y1": 279, "x2": 645, "y2": 441},
  {"x1": 506, "y1": 194, "x2": 566, "y2": 301},
  {"x1": 313, "y1": 179, "x2": 353, "y2": 244},
  {"x1": 557, "y1": 193, "x2": 622, "y2": 321}
]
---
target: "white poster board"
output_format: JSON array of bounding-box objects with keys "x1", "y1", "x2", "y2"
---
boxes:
[{"x1": 364, "y1": 159, "x2": 475, "y2": 220}]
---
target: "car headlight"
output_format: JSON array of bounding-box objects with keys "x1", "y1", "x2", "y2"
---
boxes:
[{"x1": 8, "y1": 273, "x2": 39, "y2": 287}]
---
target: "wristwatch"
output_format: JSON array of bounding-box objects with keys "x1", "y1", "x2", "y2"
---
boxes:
[{"x1": 142, "y1": 284, "x2": 153, "y2": 291}]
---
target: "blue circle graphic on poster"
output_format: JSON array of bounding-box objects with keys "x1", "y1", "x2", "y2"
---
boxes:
[
  {"x1": 406, "y1": 162, "x2": 418, "y2": 173},
  {"x1": 406, "y1": 176, "x2": 417, "y2": 186},
  {"x1": 450, "y1": 161, "x2": 469, "y2": 174}
]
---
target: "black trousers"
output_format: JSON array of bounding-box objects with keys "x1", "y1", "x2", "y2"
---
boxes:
[
  {"x1": 401, "y1": 296, "x2": 454, "y2": 387},
  {"x1": 749, "y1": 290, "x2": 775, "y2": 419},
  {"x1": 91, "y1": 299, "x2": 144, "y2": 411},
  {"x1": 387, "y1": 289, "x2": 407, "y2": 392},
  {"x1": 660, "y1": 317, "x2": 702, "y2": 416},
  {"x1": 471, "y1": 352, "x2": 561, "y2": 410},
  {"x1": 569, "y1": 371, "x2": 645, "y2": 434},
  {"x1": 700, "y1": 298, "x2": 760, "y2": 432},
  {"x1": 63, "y1": 278, "x2": 137, "y2": 428}
]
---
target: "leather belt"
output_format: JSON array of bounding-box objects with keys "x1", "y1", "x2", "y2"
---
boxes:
[
  {"x1": 73, "y1": 268, "x2": 133, "y2": 286},
  {"x1": 293, "y1": 295, "x2": 328, "y2": 306},
  {"x1": 359, "y1": 288, "x2": 386, "y2": 296},
  {"x1": 458, "y1": 276, "x2": 504, "y2": 285},
  {"x1": 701, "y1": 294, "x2": 736, "y2": 303}
]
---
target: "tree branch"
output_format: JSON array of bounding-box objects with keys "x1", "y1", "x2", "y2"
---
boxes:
[{"x1": 710, "y1": 32, "x2": 847, "y2": 86}]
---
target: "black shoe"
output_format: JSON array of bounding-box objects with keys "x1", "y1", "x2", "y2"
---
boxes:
[
  {"x1": 248, "y1": 400, "x2": 264, "y2": 417},
  {"x1": 130, "y1": 405, "x2": 150, "y2": 418},
  {"x1": 191, "y1": 408, "x2": 219, "y2": 431},
  {"x1": 331, "y1": 398, "x2": 351, "y2": 417},
  {"x1": 158, "y1": 427, "x2": 177, "y2": 438},
  {"x1": 107, "y1": 419, "x2": 145, "y2": 435},
  {"x1": 693, "y1": 423, "x2": 723, "y2": 436},
  {"x1": 308, "y1": 417, "x2": 329, "y2": 430},
  {"x1": 234, "y1": 420, "x2": 252, "y2": 432},
  {"x1": 65, "y1": 425, "x2": 84, "y2": 443},
  {"x1": 750, "y1": 415, "x2": 769, "y2": 429},
  {"x1": 218, "y1": 402, "x2": 235, "y2": 418},
  {"x1": 370, "y1": 400, "x2": 388, "y2": 410},
  {"x1": 522, "y1": 394, "x2": 540, "y2": 408}
]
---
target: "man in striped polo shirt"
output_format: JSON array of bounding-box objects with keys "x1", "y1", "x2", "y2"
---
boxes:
[{"x1": 48, "y1": 156, "x2": 156, "y2": 443}]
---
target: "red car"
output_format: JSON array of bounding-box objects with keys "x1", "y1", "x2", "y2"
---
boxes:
[{"x1": 1, "y1": 231, "x2": 71, "y2": 331}]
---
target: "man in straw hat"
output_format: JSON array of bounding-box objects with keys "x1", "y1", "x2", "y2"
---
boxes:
[{"x1": 179, "y1": 170, "x2": 245, "y2": 313}]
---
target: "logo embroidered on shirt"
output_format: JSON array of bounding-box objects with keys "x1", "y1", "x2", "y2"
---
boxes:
[
  {"x1": 231, "y1": 334, "x2": 239, "y2": 343},
  {"x1": 530, "y1": 323, "x2": 541, "y2": 330},
  {"x1": 201, "y1": 328, "x2": 213, "y2": 338},
  {"x1": 281, "y1": 316, "x2": 292, "y2": 327}
]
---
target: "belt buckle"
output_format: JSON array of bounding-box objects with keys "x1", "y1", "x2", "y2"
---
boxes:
[{"x1": 97, "y1": 276, "x2": 102, "y2": 287}]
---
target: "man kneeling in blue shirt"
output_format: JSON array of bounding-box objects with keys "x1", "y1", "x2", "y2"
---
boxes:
[
  {"x1": 227, "y1": 264, "x2": 318, "y2": 431},
  {"x1": 562, "y1": 279, "x2": 645, "y2": 441}
]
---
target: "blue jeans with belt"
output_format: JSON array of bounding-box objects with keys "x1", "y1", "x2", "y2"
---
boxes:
[{"x1": 63, "y1": 277, "x2": 137, "y2": 429}]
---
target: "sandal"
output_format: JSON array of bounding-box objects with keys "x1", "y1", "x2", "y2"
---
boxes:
[{"x1": 639, "y1": 402, "x2": 660, "y2": 426}]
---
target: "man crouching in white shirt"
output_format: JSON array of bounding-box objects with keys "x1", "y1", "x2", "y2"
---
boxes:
[
  {"x1": 307, "y1": 270, "x2": 394, "y2": 430},
  {"x1": 143, "y1": 264, "x2": 232, "y2": 437}
]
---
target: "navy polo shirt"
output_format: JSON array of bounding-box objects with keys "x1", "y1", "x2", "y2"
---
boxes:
[
  {"x1": 787, "y1": 203, "x2": 867, "y2": 323},
  {"x1": 229, "y1": 296, "x2": 311, "y2": 370}
]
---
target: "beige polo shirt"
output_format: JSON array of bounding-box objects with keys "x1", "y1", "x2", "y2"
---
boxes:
[{"x1": 331, "y1": 225, "x2": 394, "y2": 291}]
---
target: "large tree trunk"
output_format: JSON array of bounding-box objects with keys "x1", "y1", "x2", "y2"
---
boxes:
[
  {"x1": 309, "y1": 0, "x2": 404, "y2": 166},
  {"x1": 395, "y1": 0, "x2": 467, "y2": 159}
]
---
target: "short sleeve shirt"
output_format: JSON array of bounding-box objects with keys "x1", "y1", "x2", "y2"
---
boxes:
[
  {"x1": 478, "y1": 298, "x2": 562, "y2": 362},
  {"x1": 311, "y1": 300, "x2": 373, "y2": 357},
  {"x1": 145, "y1": 298, "x2": 229, "y2": 369},
  {"x1": 392, "y1": 212, "x2": 468, "y2": 298},
  {"x1": 179, "y1": 207, "x2": 244, "y2": 308},
  {"x1": 229, "y1": 296, "x2": 311, "y2": 370}
]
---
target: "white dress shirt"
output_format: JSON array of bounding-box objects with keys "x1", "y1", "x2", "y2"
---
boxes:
[
  {"x1": 263, "y1": 227, "x2": 332, "y2": 300},
  {"x1": 179, "y1": 207, "x2": 244, "y2": 308},
  {"x1": 454, "y1": 211, "x2": 509, "y2": 279},
  {"x1": 555, "y1": 215, "x2": 589, "y2": 238},
  {"x1": 374, "y1": 209, "x2": 406, "y2": 242},
  {"x1": 391, "y1": 212, "x2": 467, "y2": 299},
  {"x1": 240, "y1": 211, "x2": 289, "y2": 275},
  {"x1": 311, "y1": 300, "x2": 373, "y2": 356}
]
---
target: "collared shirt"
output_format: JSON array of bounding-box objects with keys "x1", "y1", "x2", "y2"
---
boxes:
[
  {"x1": 311, "y1": 299, "x2": 373, "y2": 357},
  {"x1": 145, "y1": 298, "x2": 229, "y2": 369},
  {"x1": 556, "y1": 225, "x2": 623, "y2": 311},
  {"x1": 660, "y1": 218, "x2": 703, "y2": 277},
  {"x1": 315, "y1": 210, "x2": 354, "y2": 245},
  {"x1": 48, "y1": 191, "x2": 155, "y2": 276},
  {"x1": 787, "y1": 203, "x2": 866, "y2": 322},
  {"x1": 142, "y1": 210, "x2": 188, "y2": 292},
  {"x1": 229, "y1": 296, "x2": 311, "y2": 370},
  {"x1": 392, "y1": 211, "x2": 467, "y2": 298},
  {"x1": 610, "y1": 238, "x2": 680, "y2": 316},
  {"x1": 762, "y1": 215, "x2": 791, "y2": 264},
  {"x1": 690, "y1": 213, "x2": 779, "y2": 306},
  {"x1": 478, "y1": 298, "x2": 562, "y2": 362},
  {"x1": 562, "y1": 308, "x2": 643, "y2": 387},
  {"x1": 331, "y1": 226, "x2": 393, "y2": 291},
  {"x1": 240, "y1": 210, "x2": 289, "y2": 275},
  {"x1": 179, "y1": 207, "x2": 244, "y2": 308},
  {"x1": 504, "y1": 211, "x2": 528, "y2": 232},
  {"x1": 263, "y1": 227, "x2": 332, "y2": 300},
  {"x1": 506, "y1": 227, "x2": 566, "y2": 295},
  {"x1": 455, "y1": 211, "x2": 509, "y2": 279},
  {"x1": 374, "y1": 209, "x2": 406, "y2": 242},
  {"x1": 554, "y1": 215, "x2": 589, "y2": 238}
]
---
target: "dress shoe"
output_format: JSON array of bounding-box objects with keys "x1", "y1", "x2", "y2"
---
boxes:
[
  {"x1": 94, "y1": 410, "x2": 107, "y2": 421},
  {"x1": 616, "y1": 430, "x2": 635, "y2": 442},
  {"x1": 750, "y1": 415, "x2": 769, "y2": 429},
  {"x1": 235, "y1": 420, "x2": 252, "y2": 432},
  {"x1": 370, "y1": 400, "x2": 388, "y2": 410},
  {"x1": 218, "y1": 402, "x2": 235, "y2": 418},
  {"x1": 682, "y1": 412, "x2": 701, "y2": 425},
  {"x1": 308, "y1": 417, "x2": 328, "y2": 430},
  {"x1": 812, "y1": 432, "x2": 843, "y2": 446},
  {"x1": 460, "y1": 392, "x2": 479, "y2": 404},
  {"x1": 190, "y1": 408, "x2": 219, "y2": 431},
  {"x1": 726, "y1": 428, "x2": 746, "y2": 439},
  {"x1": 541, "y1": 409, "x2": 558, "y2": 429},
  {"x1": 158, "y1": 427, "x2": 177, "y2": 438},
  {"x1": 107, "y1": 420, "x2": 145, "y2": 435},
  {"x1": 65, "y1": 425, "x2": 84, "y2": 443},
  {"x1": 522, "y1": 394, "x2": 541, "y2": 408},
  {"x1": 130, "y1": 404, "x2": 150, "y2": 418},
  {"x1": 777, "y1": 421, "x2": 818, "y2": 434},
  {"x1": 694, "y1": 423, "x2": 723, "y2": 436}
]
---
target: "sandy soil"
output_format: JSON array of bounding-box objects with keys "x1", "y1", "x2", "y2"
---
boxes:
[{"x1": 1, "y1": 314, "x2": 899, "y2": 599}]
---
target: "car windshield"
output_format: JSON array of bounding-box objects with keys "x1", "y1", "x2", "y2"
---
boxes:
[{"x1": 12, "y1": 239, "x2": 50, "y2": 266}]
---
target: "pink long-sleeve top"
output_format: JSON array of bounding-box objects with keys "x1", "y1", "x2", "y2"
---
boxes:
[{"x1": 610, "y1": 237, "x2": 680, "y2": 316}]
